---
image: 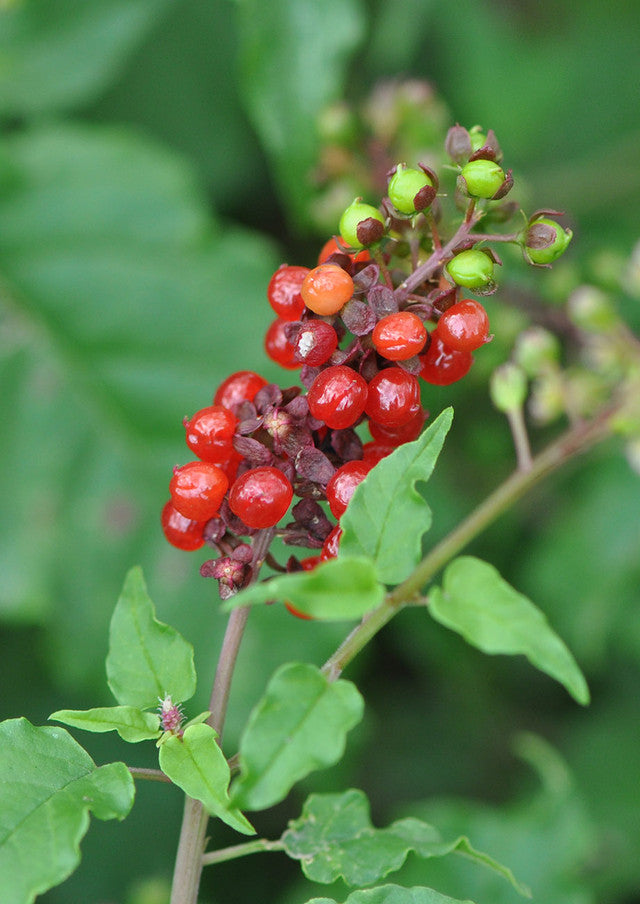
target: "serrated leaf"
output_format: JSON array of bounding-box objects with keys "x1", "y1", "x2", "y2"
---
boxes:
[
  {"x1": 0, "y1": 718, "x2": 134, "y2": 904},
  {"x1": 282, "y1": 789, "x2": 528, "y2": 896},
  {"x1": 428, "y1": 557, "x2": 589, "y2": 705},
  {"x1": 0, "y1": 0, "x2": 170, "y2": 116},
  {"x1": 106, "y1": 566, "x2": 196, "y2": 709},
  {"x1": 237, "y1": 0, "x2": 366, "y2": 226},
  {"x1": 49, "y1": 706, "x2": 161, "y2": 743},
  {"x1": 340, "y1": 409, "x2": 454, "y2": 584},
  {"x1": 231, "y1": 663, "x2": 364, "y2": 811},
  {"x1": 223, "y1": 557, "x2": 384, "y2": 620},
  {"x1": 305, "y1": 884, "x2": 476, "y2": 904},
  {"x1": 158, "y1": 723, "x2": 254, "y2": 835}
]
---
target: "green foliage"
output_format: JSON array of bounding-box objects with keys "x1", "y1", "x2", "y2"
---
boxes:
[
  {"x1": 340, "y1": 409, "x2": 453, "y2": 584},
  {"x1": 0, "y1": 718, "x2": 134, "y2": 904},
  {"x1": 282, "y1": 789, "x2": 528, "y2": 895},
  {"x1": 236, "y1": 0, "x2": 366, "y2": 226},
  {"x1": 429, "y1": 557, "x2": 589, "y2": 704},
  {"x1": 305, "y1": 885, "x2": 475, "y2": 904},
  {"x1": 225, "y1": 557, "x2": 384, "y2": 619},
  {"x1": 231, "y1": 663, "x2": 364, "y2": 811},
  {"x1": 159, "y1": 723, "x2": 254, "y2": 835},
  {"x1": 49, "y1": 705, "x2": 161, "y2": 743},
  {"x1": 106, "y1": 567, "x2": 196, "y2": 708},
  {"x1": 0, "y1": 0, "x2": 171, "y2": 115}
]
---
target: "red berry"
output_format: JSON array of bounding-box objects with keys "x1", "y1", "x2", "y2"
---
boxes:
[
  {"x1": 318, "y1": 236, "x2": 371, "y2": 265},
  {"x1": 267, "y1": 265, "x2": 309, "y2": 321},
  {"x1": 326, "y1": 460, "x2": 373, "y2": 518},
  {"x1": 362, "y1": 441, "x2": 395, "y2": 465},
  {"x1": 307, "y1": 365, "x2": 368, "y2": 430},
  {"x1": 285, "y1": 555, "x2": 321, "y2": 620},
  {"x1": 372, "y1": 311, "x2": 427, "y2": 361},
  {"x1": 368, "y1": 406, "x2": 427, "y2": 446},
  {"x1": 419, "y1": 333, "x2": 473, "y2": 385},
  {"x1": 161, "y1": 501, "x2": 207, "y2": 551},
  {"x1": 184, "y1": 405, "x2": 237, "y2": 462},
  {"x1": 229, "y1": 466, "x2": 293, "y2": 529},
  {"x1": 436, "y1": 299, "x2": 490, "y2": 352},
  {"x1": 294, "y1": 320, "x2": 338, "y2": 366},
  {"x1": 301, "y1": 264, "x2": 354, "y2": 315},
  {"x1": 320, "y1": 524, "x2": 343, "y2": 560},
  {"x1": 169, "y1": 461, "x2": 229, "y2": 521},
  {"x1": 265, "y1": 318, "x2": 300, "y2": 369},
  {"x1": 365, "y1": 367, "x2": 421, "y2": 428},
  {"x1": 214, "y1": 370, "x2": 268, "y2": 411}
]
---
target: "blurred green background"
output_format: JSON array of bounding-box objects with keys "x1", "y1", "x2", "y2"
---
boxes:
[{"x1": 0, "y1": 1, "x2": 639, "y2": 902}]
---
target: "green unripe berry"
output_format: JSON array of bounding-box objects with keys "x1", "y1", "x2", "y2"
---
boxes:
[
  {"x1": 388, "y1": 164, "x2": 434, "y2": 215},
  {"x1": 459, "y1": 159, "x2": 505, "y2": 199},
  {"x1": 567, "y1": 286, "x2": 617, "y2": 333},
  {"x1": 469, "y1": 128, "x2": 487, "y2": 152},
  {"x1": 446, "y1": 249, "x2": 495, "y2": 290},
  {"x1": 339, "y1": 198, "x2": 385, "y2": 249},
  {"x1": 489, "y1": 363, "x2": 528, "y2": 413},
  {"x1": 525, "y1": 217, "x2": 572, "y2": 264},
  {"x1": 514, "y1": 327, "x2": 561, "y2": 377}
]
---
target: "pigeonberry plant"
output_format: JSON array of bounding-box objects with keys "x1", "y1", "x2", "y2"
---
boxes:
[{"x1": 2, "y1": 123, "x2": 639, "y2": 904}]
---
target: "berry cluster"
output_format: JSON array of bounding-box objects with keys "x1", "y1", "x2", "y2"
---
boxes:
[{"x1": 161, "y1": 124, "x2": 572, "y2": 611}]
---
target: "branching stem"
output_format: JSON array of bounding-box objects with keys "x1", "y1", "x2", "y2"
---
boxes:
[
  {"x1": 169, "y1": 528, "x2": 275, "y2": 904},
  {"x1": 322, "y1": 400, "x2": 621, "y2": 680}
]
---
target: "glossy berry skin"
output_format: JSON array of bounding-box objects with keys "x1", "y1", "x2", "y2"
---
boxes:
[
  {"x1": 419, "y1": 333, "x2": 473, "y2": 385},
  {"x1": 459, "y1": 159, "x2": 505, "y2": 199},
  {"x1": 365, "y1": 367, "x2": 421, "y2": 428},
  {"x1": 307, "y1": 365, "x2": 368, "y2": 430},
  {"x1": 267, "y1": 265, "x2": 309, "y2": 320},
  {"x1": 525, "y1": 217, "x2": 573, "y2": 264},
  {"x1": 169, "y1": 461, "x2": 229, "y2": 522},
  {"x1": 285, "y1": 555, "x2": 321, "y2": 619},
  {"x1": 184, "y1": 405, "x2": 237, "y2": 462},
  {"x1": 294, "y1": 319, "x2": 338, "y2": 366},
  {"x1": 339, "y1": 199, "x2": 385, "y2": 249},
  {"x1": 362, "y1": 441, "x2": 394, "y2": 466},
  {"x1": 320, "y1": 524, "x2": 343, "y2": 560},
  {"x1": 369, "y1": 406, "x2": 426, "y2": 445},
  {"x1": 326, "y1": 460, "x2": 374, "y2": 519},
  {"x1": 265, "y1": 318, "x2": 300, "y2": 369},
  {"x1": 229, "y1": 466, "x2": 293, "y2": 529},
  {"x1": 372, "y1": 311, "x2": 427, "y2": 360},
  {"x1": 436, "y1": 300, "x2": 490, "y2": 352},
  {"x1": 301, "y1": 264, "x2": 354, "y2": 315},
  {"x1": 388, "y1": 165, "x2": 434, "y2": 215},
  {"x1": 161, "y1": 501, "x2": 207, "y2": 551},
  {"x1": 446, "y1": 249, "x2": 494, "y2": 289},
  {"x1": 214, "y1": 370, "x2": 268, "y2": 411},
  {"x1": 318, "y1": 236, "x2": 371, "y2": 265}
]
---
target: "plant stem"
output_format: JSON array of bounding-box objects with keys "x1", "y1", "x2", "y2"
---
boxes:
[
  {"x1": 322, "y1": 401, "x2": 621, "y2": 680},
  {"x1": 128, "y1": 767, "x2": 172, "y2": 783},
  {"x1": 169, "y1": 528, "x2": 274, "y2": 904},
  {"x1": 201, "y1": 837, "x2": 284, "y2": 867}
]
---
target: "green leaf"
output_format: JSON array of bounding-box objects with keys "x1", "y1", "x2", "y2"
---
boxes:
[
  {"x1": 0, "y1": 0, "x2": 171, "y2": 116},
  {"x1": 428, "y1": 557, "x2": 590, "y2": 705},
  {"x1": 0, "y1": 718, "x2": 134, "y2": 904},
  {"x1": 305, "y1": 885, "x2": 476, "y2": 904},
  {"x1": 106, "y1": 566, "x2": 196, "y2": 709},
  {"x1": 282, "y1": 789, "x2": 528, "y2": 896},
  {"x1": 340, "y1": 409, "x2": 454, "y2": 584},
  {"x1": 223, "y1": 556, "x2": 384, "y2": 619},
  {"x1": 49, "y1": 706, "x2": 161, "y2": 743},
  {"x1": 158, "y1": 723, "x2": 254, "y2": 835},
  {"x1": 0, "y1": 122, "x2": 278, "y2": 686},
  {"x1": 236, "y1": 0, "x2": 366, "y2": 226},
  {"x1": 231, "y1": 663, "x2": 364, "y2": 811}
]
